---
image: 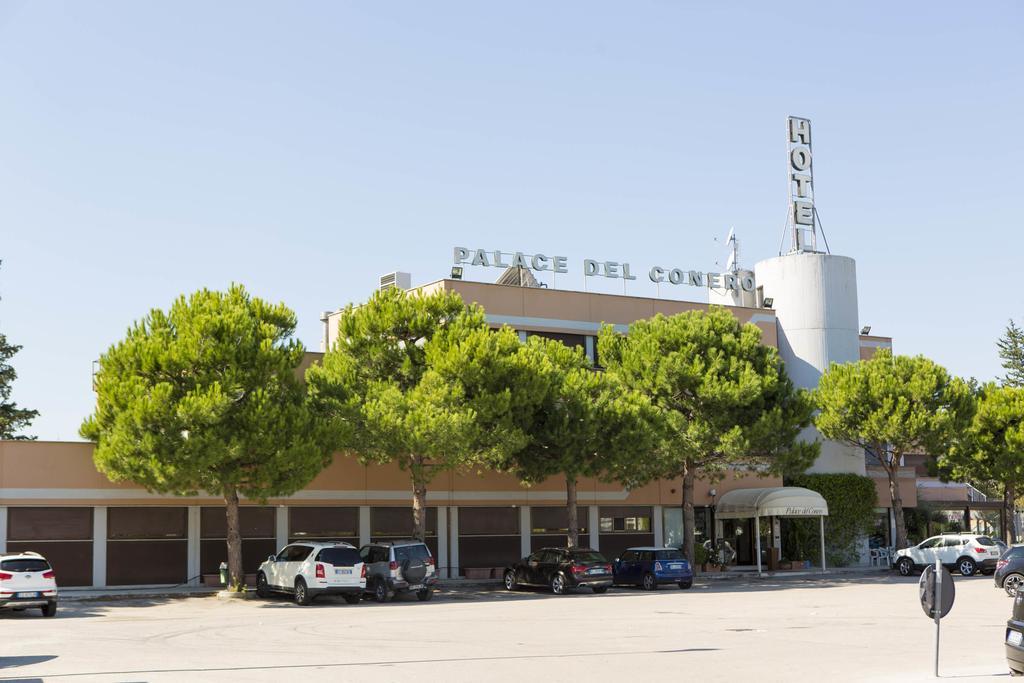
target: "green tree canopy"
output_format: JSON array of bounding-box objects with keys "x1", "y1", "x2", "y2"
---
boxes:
[
  {"x1": 0, "y1": 261, "x2": 39, "y2": 439},
  {"x1": 814, "y1": 348, "x2": 974, "y2": 550},
  {"x1": 998, "y1": 320, "x2": 1024, "y2": 388},
  {"x1": 466, "y1": 335, "x2": 660, "y2": 548},
  {"x1": 307, "y1": 287, "x2": 487, "y2": 542},
  {"x1": 0, "y1": 332, "x2": 38, "y2": 440},
  {"x1": 599, "y1": 307, "x2": 817, "y2": 562},
  {"x1": 941, "y1": 383, "x2": 1024, "y2": 542},
  {"x1": 81, "y1": 285, "x2": 332, "y2": 590}
]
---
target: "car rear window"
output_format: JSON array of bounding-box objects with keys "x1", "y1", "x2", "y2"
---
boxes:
[
  {"x1": 570, "y1": 551, "x2": 606, "y2": 563},
  {"x1": 1009, "y1": 546, "x2": 1024, "y2": 559},
  {"x1": 976, "y1": 537, "x2": 997, "y2": 547},
  {"x1": 316, "y1": 547, "x2": 361, "y2": 567},
  {"x1": 655, "y1": 550, "x2": 685, "y2": 561},
  {"x1": 1, "y1": 558, "x2": 51, "y2": 572},
  {"x1": 394, "y1": 545, "x2": 431, "y2": 562}
]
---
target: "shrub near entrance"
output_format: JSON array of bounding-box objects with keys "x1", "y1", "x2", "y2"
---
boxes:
[{"x1": 783, "y1": 473, "x2": 877, "y2": 567}]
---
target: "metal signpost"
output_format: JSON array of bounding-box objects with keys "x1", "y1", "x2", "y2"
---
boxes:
[{"x1": 919, "y1": 559, "x2": 955, "y2": 677}]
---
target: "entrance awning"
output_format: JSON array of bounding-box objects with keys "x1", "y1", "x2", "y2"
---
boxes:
[{"x1": 715, "y1": 486, "x2": 828, "y2": 519}]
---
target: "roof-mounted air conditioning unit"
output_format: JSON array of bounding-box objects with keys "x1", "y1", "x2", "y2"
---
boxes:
[{"x1": 379, "y1": 271, "x2": 411, "y2": 292}]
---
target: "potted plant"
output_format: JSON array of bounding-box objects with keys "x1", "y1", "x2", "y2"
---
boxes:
[{"x1": 693, "y1": 544, "x2": 708, "y2": 573}]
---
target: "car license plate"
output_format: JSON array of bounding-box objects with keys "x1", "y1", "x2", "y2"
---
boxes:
[
  {"x1": 588, "y1": 568, "x2": 605, "y2": 575},
  {"x1": 16, "y1": 592, "x2": 38, "y2": 598},
  {"x1": 1009, "y1": 631, "x2": 1023, "y2": 646},
  {"x1": 335, "y1": 568, "x2": 352, "y2": 575},
  {"x1": 408, "y1": 584, "x2": 423, "y2": 590},
  {"x1": 670, "y1": 563, "x2": 682, "y2": 570}
]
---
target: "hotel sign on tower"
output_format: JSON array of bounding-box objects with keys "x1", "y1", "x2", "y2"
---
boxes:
[{"x1": 788, "y1": 116, "x2": 818, "y2": 253}]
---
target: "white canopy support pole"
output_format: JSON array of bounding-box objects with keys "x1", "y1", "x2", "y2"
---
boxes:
[
  {"x1": 819, "y1": 515, "x2": 827, "y2": 573},
  {"x1": 755, "y1": 514, "x2": 762, "y2": 576}
]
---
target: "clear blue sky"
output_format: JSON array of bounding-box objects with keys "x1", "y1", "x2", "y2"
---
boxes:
[{"x1": 1, "y1": 2, "x2": 1021, "y2": 440}]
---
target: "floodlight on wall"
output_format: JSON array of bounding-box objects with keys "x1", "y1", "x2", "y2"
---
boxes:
[
  {"x1": 762, "y1": 297, "x2": 774, "y2": 308},
  {"x1": 450, "y1": 266, "x2": 464, "y2": 280},
  {"x1": 860, "y1": 325, "x2": 871, "y2": 335}
]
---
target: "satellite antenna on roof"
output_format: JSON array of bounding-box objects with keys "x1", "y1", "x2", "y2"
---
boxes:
[{"x1": 724, "y1": 227, "x2": 739, "y2": 273}]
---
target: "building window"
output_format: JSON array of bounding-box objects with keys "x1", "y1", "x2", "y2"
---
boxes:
[
  {"x1": 599, "y1": 515, "x2": 651, "y2": 533},
  {"x1": 525, "y1": 331, "x2": 587, "y2": 351}
]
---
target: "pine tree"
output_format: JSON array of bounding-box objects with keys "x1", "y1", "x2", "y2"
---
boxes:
[
  {"x1": 81, "y1": 285, "x2": 334, "y2": 591},
  {"x1": 816, "y1": 349, "x2": 975, "y2": 551},
  {"x1": 599, "y1": 307, "x2": 819, "y2": 563},
  {"x1": 998, "y1": 320, "x2": 1024, "y2": 388},
  {"x1": 0, "y1": 333, "x2": 39, "y2": 439},
  {"x1": 0, "y1": 260, "x2": 39, "y2": 440}
]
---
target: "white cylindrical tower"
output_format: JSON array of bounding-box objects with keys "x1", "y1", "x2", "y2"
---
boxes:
[{"x1": 754, "y1": 252, "x2": 864, "y2": 474}]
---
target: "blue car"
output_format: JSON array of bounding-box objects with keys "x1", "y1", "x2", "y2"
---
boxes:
[{"x1": 612, "y1": 547, "x2": 693, "y2": 590}]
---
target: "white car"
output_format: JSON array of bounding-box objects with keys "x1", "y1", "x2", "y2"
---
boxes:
[
  {"x1": 256, "y1": 542, "x2": 366, "y2": 606},
  {"x1": 0, "y1": 551, "x2": 59, "y2": 617},
  {"x1": 893, "y1": 533, "x2": 1002, "y2": 577}
]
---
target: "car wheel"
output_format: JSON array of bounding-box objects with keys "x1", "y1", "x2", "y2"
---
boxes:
[
  {"x1": 641, "y1": 572, "x2": 657, "y2": 591},
  {"x1": 343, "y1": 593, "x2": 361, "y2": 605},
  {"x1": 294, "y1": 578, "x2": 312, "y2": 606},
  {"x1": 374, "y1": 580, "x2": 391, "y2": 603},
  {"x1": 678, "y1": 581, "x2": 693, "y2": 590},
  {"x1": 958, "y1": 557, "x2": 977, "y2": 577},
  {"x1": 1005, "y1": 573, "x2": 1024, "y2": 597},
  {"x1": 897, "y1": 557, "x2": 914, "y2": 576},
  {"x1": 592, "y1": 586, "x2": 608, "y2": 594},
  {"x1": 551, "y1": 573, "x2": 569, "y2": 595},
  {"x1": 41, "y1": 602, "x2": 57, "y2": 618},
  {"x1": 504, "y1": 570, "x2": 519, "y2": 591},
  {"x1": 256, "y1": 572, "x2": 270, "y2": 599},
  {"x1": 416, "y1": 588, "x2": 433, "y2": 602}
]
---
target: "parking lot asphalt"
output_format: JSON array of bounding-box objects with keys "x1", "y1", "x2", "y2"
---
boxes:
[{"x1": 0, "y1": 572, "x2": 1013, "y2": 682}]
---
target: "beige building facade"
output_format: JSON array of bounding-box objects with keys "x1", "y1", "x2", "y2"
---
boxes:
[{"x1": 1, "y1": 276, "x2": 906, "y2": 587}]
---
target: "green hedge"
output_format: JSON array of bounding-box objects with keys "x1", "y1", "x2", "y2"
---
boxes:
[{"x1": 782, "y1": 473, "x2": 878, "y2": 567}]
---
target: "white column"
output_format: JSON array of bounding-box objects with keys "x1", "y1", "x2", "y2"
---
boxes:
[
  {"x1": 820, "y1": 516, "x2": 827, "y2": 573},
  {"x1": 519, "y1": 506, "x2": 531, "y2": 558},
  {"x1": 92, "y1": 507, "x2": 107, "y2": 588},
  {"x1": 588, "y1": 506, "x2": 600, "y2": 551},
  {"x1": 653, "y1": 505, "x2": 664, "y2": 547},
  {"x1": 359, "y1": 506, "x2": 371, "y2": 547},
  {"x1": 450, "y1": 507, "x2": 460, "y2": 578},
  {"x1": 187, "y1": 506, "x2": 201, "y2": 586},
  {"x1": 0, "y1": 506, "x2": 7, "y2": 554},
  {"x1": 584, "y1": 336, "x2": 596, "y2": 363},
  {"x1": 275, "y1": 506, "x2": 289, "y2": 551},
  {"x1": 754, "y1": 514, "x2": 762, "y2": 576},
  {"x1": 517, "y1": 330, "x2": 528, "y2": 342},
  {"x1": 436, "y1": 506, "x2": 449, "y2": 579}
]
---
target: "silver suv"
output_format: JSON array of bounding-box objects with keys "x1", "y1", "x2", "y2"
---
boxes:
[{"x1": 359, "y1": 540, "x2": 437, "y2": 602}]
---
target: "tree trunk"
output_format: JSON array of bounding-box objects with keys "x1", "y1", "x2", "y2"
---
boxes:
[
  {"x1": 681, "y1": 462, "x2": 696, "y2": 563},
  {"x1": 1006, "y1": 483, "x2": 1018, "y2": 544},
  {"x1": 888, "y1": 467, "x2": 908, "y2": 551},
  {"x1": 566, "y1": 476, "x2": 579, "y2": 549},
  {"x1": 411, "y1": 457, "x2": 428, "y2": 542},
  {"x1": 224, "y1": 488, "x2": 244, "y2": 591}
]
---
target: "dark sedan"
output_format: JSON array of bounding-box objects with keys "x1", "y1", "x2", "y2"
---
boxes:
[
  {"x1": 996, "y1": 545, "x2": 1024, "y2": 596},
  {"x1": 1007, "y1": 590, "x2": 1024, "y2": 675},
  {"x1": 503, "y1": 547, "x2": 613, "y2": 595}
]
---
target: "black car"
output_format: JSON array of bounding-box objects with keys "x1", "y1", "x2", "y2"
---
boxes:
[
  {"x1": 1007, "y1": 590, "x2": 1024, "y2": 675},
  {"x1": 996, "y1": 545, "x2": 1024, "y2": 596},
  {"x1": 503, "y1": 548, "x2": 613, "y2": 595}
]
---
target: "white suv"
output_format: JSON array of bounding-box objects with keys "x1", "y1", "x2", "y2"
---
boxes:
[
  {"x1": 256, "y1": 542, "x2": 366, "y2": 606},
  {"x1": 0, "y1": 551, "x2": 59, "y2": 617},
  {"x1": 893, "y1": 533, "x2": 1002, "y2": 577}
]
